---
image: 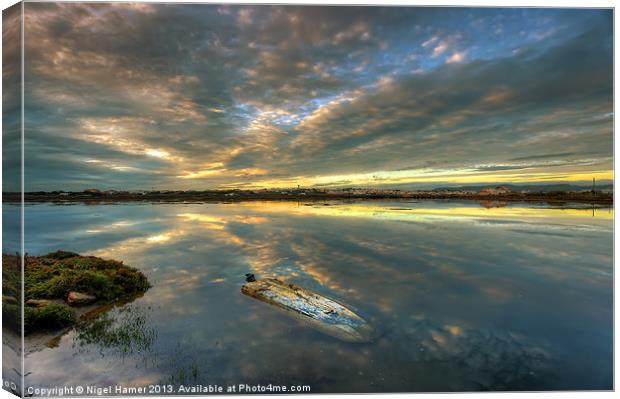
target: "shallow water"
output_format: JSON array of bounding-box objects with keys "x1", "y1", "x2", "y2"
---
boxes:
[{"x1": 6, "y1": 200, "x2": 614, "y2": 392}]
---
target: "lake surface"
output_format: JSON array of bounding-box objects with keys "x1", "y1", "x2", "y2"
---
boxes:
[{"x1": 6, "y1": 200, "x2": 614, "y2": 392}]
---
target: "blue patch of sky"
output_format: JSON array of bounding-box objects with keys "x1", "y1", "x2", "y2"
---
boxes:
[
  {"x1": 223, "y1": 7, "x2": 611, "y2": 137},
  {"x1": 370, "y1": 8, "x2": 609, "y2": 75}
]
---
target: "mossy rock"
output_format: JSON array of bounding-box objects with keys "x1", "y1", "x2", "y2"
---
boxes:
[{"x1": 2, "y1": 251, "x2": 150, "y2": 335}]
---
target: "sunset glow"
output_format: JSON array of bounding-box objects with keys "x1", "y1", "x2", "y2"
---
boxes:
[{"x1": 4, "y1": 4, "x2": 611, "y2": 191}]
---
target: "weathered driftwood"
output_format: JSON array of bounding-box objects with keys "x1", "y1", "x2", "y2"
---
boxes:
[{"x1": 241, "y1": 278, "x2": 374, "y2": 343}]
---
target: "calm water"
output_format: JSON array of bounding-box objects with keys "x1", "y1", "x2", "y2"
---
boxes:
[{"x1": 8, "y1": 200, "x2": 614, "y2": 392}]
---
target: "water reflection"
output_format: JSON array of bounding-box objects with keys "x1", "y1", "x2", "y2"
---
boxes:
[
  {"x1": 387, "y1": 315, "x2": 554, "y2": 391},
  {"x1": 73, "y1": 303, "x2": 156, "y2": 357},
  {"x1": 18, "y1": 201, "x2": 613, "y2": 392}
]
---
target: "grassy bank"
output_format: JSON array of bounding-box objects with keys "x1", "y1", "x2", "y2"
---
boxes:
[{"x1": 2, "y1": 251, "x2": 150, "y2": 334}]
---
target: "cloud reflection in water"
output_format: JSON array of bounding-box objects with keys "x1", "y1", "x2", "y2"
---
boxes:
[{"x1": 19, "y1": 201, "x2": 612, "y2": 391}]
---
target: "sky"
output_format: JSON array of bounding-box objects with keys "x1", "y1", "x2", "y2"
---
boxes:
[{"x1": 3, "y1": 3, "x2": 614, "y2": 191}]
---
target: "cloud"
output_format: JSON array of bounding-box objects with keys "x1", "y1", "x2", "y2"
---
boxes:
[
  {"x1": 432, "y1": 41, "x2": 449, "y2": 57},
  {"x1": 13, "y1": 4, "x2": 613, "y2": 190},
  {"x1": 2, "y1": 4, "x2": 22, "y2": 192},
  {"x1": 446, "y1": 51, "x2": 466, "y2": 64},
  {"x1": 283, "y1": 24, "x2": 612, "y2": 177}
]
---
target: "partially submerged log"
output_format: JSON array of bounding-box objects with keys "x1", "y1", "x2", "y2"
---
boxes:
[{"x1": 241, "y1": 278, "x2": 375, "y2": 343}]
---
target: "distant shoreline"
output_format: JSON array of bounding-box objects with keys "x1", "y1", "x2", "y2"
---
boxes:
[{"x1": 2, "y1": 191, "x2": 613, "y2": 205}]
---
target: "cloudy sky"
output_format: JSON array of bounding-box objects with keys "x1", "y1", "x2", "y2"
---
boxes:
[{"x1": 5, "y1": 3, "x2": 613, "y2": 191}]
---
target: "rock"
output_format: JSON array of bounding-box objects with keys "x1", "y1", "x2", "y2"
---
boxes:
[
  {"x1": 67, "y1": 291, "x2": 96, "y2": 306},
  {"x1": 2, "y1": 296, "x2": 18, "y2": 305},
  {"x1": 26, "y1": 299, "x2": 51, "y2": 308}
]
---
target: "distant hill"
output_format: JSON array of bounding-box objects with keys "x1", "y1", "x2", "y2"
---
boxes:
[{"x1": 430, "y1": 183, "x2": 613, "y2": 193}]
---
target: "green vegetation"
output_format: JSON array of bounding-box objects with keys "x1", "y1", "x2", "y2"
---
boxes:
[
  {"x1": 3, "y1": 302, "x2": 75, "y2": 334},
  {"x1": 2, "y1": 303, "x2": 21, "y2": 333},
  {"x1": 2, "y1": 254, "x2": 21, "y2": 332},
  {"x1": 2, "y1": 251, "x2": 150, "y2": 334},
  {"x1": 75, "y1": 304, "x2": 156, "y2": 356},
  {"x1": 25, "y1": 250, "x2": 150, "y2": 300},
  {"x1": 2, "y1": 253, "x2": 20, "y2": 299},
  {"x1": 25, "y1": 304, "x2": 76, "y2": 333}
]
